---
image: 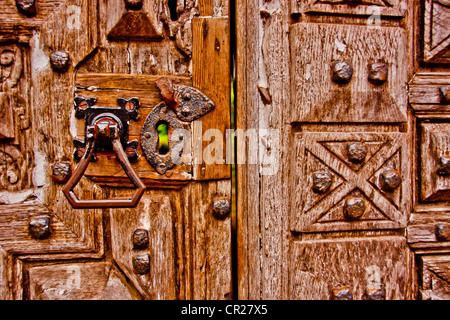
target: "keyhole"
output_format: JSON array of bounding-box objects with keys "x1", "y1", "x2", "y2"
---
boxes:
[
  {"x1": 156, "y1": 121, "x2": 169, "y2": 155},
  {"x1": 168, "y1": 0, "x2": 178, "y2": 21}
]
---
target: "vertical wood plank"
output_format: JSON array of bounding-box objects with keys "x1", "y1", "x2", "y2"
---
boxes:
[
  {"x1": 182, "y1": 180, "x2": 232, "y2": 299},
  {"x1": 192, "y1": 17, "x2": 231, "y2": 181}
]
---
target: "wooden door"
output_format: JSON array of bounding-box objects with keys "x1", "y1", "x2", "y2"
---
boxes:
[
  {"x1": 0, "y1": 0, "x2": 231, "y2": 300},
  {"x1": 236, "y1": 0, "x2": 450, "y2": 299}
]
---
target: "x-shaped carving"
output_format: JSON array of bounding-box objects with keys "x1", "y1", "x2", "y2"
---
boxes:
[{"x1": 293, "y1": 132, "x2": 410, "y2": 232}]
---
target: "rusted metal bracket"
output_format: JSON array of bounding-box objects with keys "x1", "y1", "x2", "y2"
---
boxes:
[
  {"x1": 63, "y1": 97, "x2": 145, "y2": 208},
  {"x1": 155, "y1": 77, "x2": 215, "y2": 122}
]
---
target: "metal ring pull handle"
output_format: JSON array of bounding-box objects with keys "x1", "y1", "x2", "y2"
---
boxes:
[{"x1": 62, "y1": 103, "x2": 145, "y2": 209}]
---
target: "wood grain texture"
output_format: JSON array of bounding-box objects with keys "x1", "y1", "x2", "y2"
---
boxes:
[
  {"x1": 423, "y1": 0, "x2": 450, "y2": 63},
  {"x1": 409, "y1": 73, "x2": 450, "y2": 113},
  {"x1": 0, "y1": 0, "x2": 65, "y2": 32},
  {"x1": 236, "y1": 0, "x2": 291, "y2": 299},
  {"x1": 408, "y1": 211, "x2": 450, "y2": 253},
  {"x1": 179, "y1": 180, "x2": 232, "y2": 299},
  {"x1": 237, "y1": 0, "x2": 416, "y2": 301},
  {"x1": 192, "y1": 17, "x2": 231, "y2": 180},
  {"x1": 109, "y1": 191, "x2": 176, "y2": 299},
  {"x1": 290, "y1": 0, "x2": 407, "y2": 17},
  {"x1": 199, "y1": 0, "x2": 229, "y2": 16},
  {"x1": 291, "y1": 130, "x2": 411, "y2": 232},
  {"x1": 291, "y1": 236, "x2": 415, "y2": 299},
  {"x1": 420, "y1": 255, "x2": 450, "y2": 299},
  {"x1": 28, "y1": 262, "x2": 142, "y2": 300},
  {"x1": 420, "y1": 123, "x2": 450, "y2": 202},
  {"x1": 290, "y1": 23, "x2": 407, "y2": 123}
]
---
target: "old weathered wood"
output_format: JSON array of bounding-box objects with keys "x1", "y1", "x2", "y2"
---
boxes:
[
  {"x1": 192, "y1": 17, "x2": 231, "y2": 180},
  {"x1": 420, "y1": 255, "x2": 450, "y2": 299},
  {"x1": 291, "y1": 236, "x2": 414, "y2": 299},
  {"x1": 291, "y1": 130, "x2": 411, "y2": 232},
  {"x1": 180, "y1": 180, "x2": 232, "y2": 299},
  {"x1": 0, "y1": 0, "x2": 231, "y2": 300},
  {"x1": 236, "y1": 0, "x2": 421, "y2": 301},
  {"x1": 423, "y1": 0, "x2": 450, "y2": 63},
  {"x1": 420, "y1": 123, "x2": 450, "y2": 202},
  {"x1": 290, "y1": 23, "x2": 407, "y2": 123},
  {"x1": 28, "y1": 262, "x2": 141, "y2": 300}
]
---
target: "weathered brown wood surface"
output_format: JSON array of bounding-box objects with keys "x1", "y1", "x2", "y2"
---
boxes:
[
  {"x1": 236, "y1": 0, "x2": 450, "y2": 300},
  {"x1": 0, "y1": 0, "x2": 231, "y2": 300}
]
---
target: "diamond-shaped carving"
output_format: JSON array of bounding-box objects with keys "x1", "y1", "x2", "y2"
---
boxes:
[{"x1": 291, "y1": 131, "x2": 411, "y2": 232}]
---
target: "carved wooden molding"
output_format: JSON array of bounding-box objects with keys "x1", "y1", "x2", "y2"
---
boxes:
[
  {"x1": 290, "y1": 0, "x2": 407, "y2": 17},
  {"x1": 420, "y1": 255, "x2": 450, "y2": 299},
  {"x1": 424, "y1": 0, "x2": 450, "y2": 63},
  {"x1": 291, "y1": 131, "x2": 411, "y2": 232}
]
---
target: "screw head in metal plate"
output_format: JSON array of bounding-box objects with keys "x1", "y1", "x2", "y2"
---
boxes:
[{"x1": 29, "y1": 216, "x2": 51, "y2": 240}]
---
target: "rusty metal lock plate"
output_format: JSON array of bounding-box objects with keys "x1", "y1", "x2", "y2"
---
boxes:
[{"x1": 140, "y1": 102, "x2": 190, "y2": 175}]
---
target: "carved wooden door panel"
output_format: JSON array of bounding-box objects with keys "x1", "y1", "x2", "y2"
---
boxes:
[
  {"x1": 236, "y1": 0, "x2": 449, "y2": 300},
  {"x1": 0, "y1": 0, "x2": 231, "y2": 300}
]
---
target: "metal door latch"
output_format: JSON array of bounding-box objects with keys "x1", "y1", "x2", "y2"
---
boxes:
[{"x1": 62, "y1": 97, "x2": 145, "y2": 209}]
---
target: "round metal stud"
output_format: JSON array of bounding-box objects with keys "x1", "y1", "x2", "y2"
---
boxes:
[
  {"x1": 212, "y1": 197, "x2": 231, "y2": 220},
  {"x1": 437, "y1": 155, "x2": 450, "y2": 176},
  {"x1": 29, "y1": 216, "x2": 51, "y2": 240},
  {"x1": 344, "y1": 197, "x2": 366, "y2": 220},
  {"x1": 364, "y1": 287, "x2": 385, "y2": 300},
  {"x1": 435, "y1": 223, "x2": 450, "y2": 241},
  {"x1": 132, "y1": 229, "x2": 149, "y2": 249},
  {"x1": 50, "y1": 51, "x2": 71, "y2": 73},
  {"x1": 132, "y1": 254, "x2": 150, "y2": 275},
  {"x1": 379, "y1": 169, "x2": 402, "y2": 192},
  {"x1": 368, "y1": 62, "x2": 388, "y2": 84},
  {"x1": 331, "y1": 61, "x2": 353, "y2": 84},
  {"x1": 331, "y1": 286, "x2": 353, "y2": 300},
  {"x1": 52, "y1": 161, "x2": 72, "y2": 183},
  {"x1": 347, "y1": 142, "x2": 368, "y2": 163},
  {"x1": 124, "y1": 0, "x2": 143, "y2": 10},
  {"x1": 312, "y1": 171, "x2": 333, "y2": 194}
]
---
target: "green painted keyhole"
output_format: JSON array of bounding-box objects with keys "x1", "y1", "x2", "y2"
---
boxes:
[{"x1": 156, "y1": 121, "x2": 169, "y2": 155}]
